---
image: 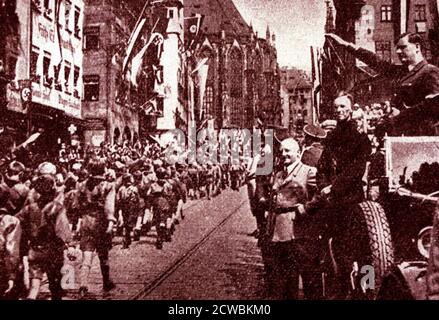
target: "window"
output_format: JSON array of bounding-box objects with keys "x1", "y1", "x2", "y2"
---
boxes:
[
  {"x1": 229, "y1": 49, "x2": 242, "y2": 98},
  {"x1": 376, "y1": 41, "x2": 391, "y2": 61},
  {"x1": 202, "y1": 85, "x2": 213, "y2": 117},
  {"x1": 84, "y1": 27, "x2": 100, "y2": 50},
  {"x1": 414, "y1": 5, "x2": 426, "y2": 22},
  {"x1": 167, "y1": 8, "x2": 175, "y2": 19},
  {"x1": 43, "y1": 52, "x2": 52, "y2": 86},
  {"x1": 54, "y1": 65, "x2": 61, "y2": 90},
  {"x1": 30, "y1": 48, "x2": 39, "y2": 80},
  {"x1": 74, "y1": 7, "x2": 81, "y2": 37},
  {"x1": 83, "y1": 75, "x2": 100, "y2": 101},
  {"x1": 64, "y1": 62, "x2": 71, "y2": 92},
  {"x1": 43, "y1": 0, "x2": 52, "y2": 17},
  {"x1": 73, "y1": 66, "x2": 80, "y2": 97},
  {"x1": 381, "y1": 5, "x2": 392, "y2": 22},
  {"x1": 65, "y1": 1, "x2": 71, "y2": 31},
  {"x1": 156, "y1": 97, "x2": 164, "y2": 115},
  {"x1": 73, "y1": 66, "x2": 80, "y2": 87}
]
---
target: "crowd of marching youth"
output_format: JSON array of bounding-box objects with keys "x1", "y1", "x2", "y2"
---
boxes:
[{"x1": 0, "y1": 138, "x2": 248, "y2": 300}]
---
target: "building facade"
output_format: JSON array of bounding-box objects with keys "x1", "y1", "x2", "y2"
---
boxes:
[
  {"x1": 2, "y1": 0, "x2": 85, "y2": 157},
  {"x1": 280, "y1": 67, "x2": 313, "y2": 136},
  {"x1": 155, "y1": 0, "x2": 188, "y2": 140},
  {"x1": 185, "y1": 0, "x2": 281, "y2": 130},
  {"x1": 82, "y1": 0, "x2": 144, "y2": 146}
]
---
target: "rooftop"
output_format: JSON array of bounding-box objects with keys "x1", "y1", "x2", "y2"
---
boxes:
[{"x1": 185, "y1": 0, "x2": 251, "y2": 37}]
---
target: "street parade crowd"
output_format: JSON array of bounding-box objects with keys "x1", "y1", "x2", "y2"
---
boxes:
[
  {"x1": 0, "y1": 137, "x2": 248, "y2": 300},
  {"x1": 2, "y1": 30, "x2": 439, "y2": 301}
]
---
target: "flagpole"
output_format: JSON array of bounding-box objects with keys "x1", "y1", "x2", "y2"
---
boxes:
[
  {"x1": 122, "y1": 0, "x2": 153, "y2": 74},
  {"x1": 128, "y1": 0, "x2": 151, "y2": 46}
]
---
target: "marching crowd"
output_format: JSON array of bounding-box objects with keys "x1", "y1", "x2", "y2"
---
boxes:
[
  {"x1": 0, "y1": 138, "x2": 248, "y2": 300},
  {"x1": 2, "y1": 29, "x2": 439, "y2": 301}
]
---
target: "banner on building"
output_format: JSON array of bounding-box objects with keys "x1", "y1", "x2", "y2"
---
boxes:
[
  {"x1": 185, "y1": 14, "x2": 204, "y2": 47},
  {"x1": 122, "y1": 18, "x2": 147, "y2": 73},
  {"x1": 195, "y1": 58, "x2": 209, "y2": 121},
  {"x1": 130, "y1": 33, "x2": 164, "y2": 87}
]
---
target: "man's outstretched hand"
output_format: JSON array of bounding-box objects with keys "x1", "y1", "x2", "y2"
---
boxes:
[{"x1": 325, "y1": 33, "x2": 359, "y2": 51}]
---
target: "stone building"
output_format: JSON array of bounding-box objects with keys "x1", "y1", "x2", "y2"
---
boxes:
[
  {"x1": 1, "y1": 0, "x2": 85, "y2": 158},
  {"x1": 280, "y1": 67, "x2": 313, "y2": 136},
  {"x1": 185, "y1": 0, "x2": 281, "y2": 130},
  {"x1": 82, "y1": 0, "x2": 144, "y2": 145}
]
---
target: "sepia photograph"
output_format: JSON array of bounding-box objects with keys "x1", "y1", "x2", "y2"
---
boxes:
[{"x1": 1, "y1": 0, "x2": 439, "y2": 305}]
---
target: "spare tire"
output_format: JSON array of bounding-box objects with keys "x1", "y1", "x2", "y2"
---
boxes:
[{"x1": 347, "y1": 201, "x2": 395, "y2": 297}]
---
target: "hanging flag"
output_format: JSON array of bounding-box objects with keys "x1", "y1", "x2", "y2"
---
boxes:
[
  {"x1": 192, "y1": 57, "x2": 208, "y2": 75},
  {"x1": 130, "y1": 33, "x2": 164, "y2": 87},
  {"x1": 52, "y1": 0, "x2": 63, "y2": 82},
  {"x1": 185, "y1": 14, "x2": 204, "y2": 47},
  {"x1": 193, "y1": 58, "x2": 209, "y2": 121},
  {"x1": 310, "y1": 46, "x2": 316, "y2": 83},
  {"x1": 122, "y1": 18, "x2": 147, "y2": 74}
]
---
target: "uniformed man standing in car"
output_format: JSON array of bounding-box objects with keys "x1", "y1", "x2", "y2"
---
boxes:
[
  {"x1": 316, "y1": 92, "x2": 372, "y2": 298},
  {"x1": 326, "y1": 32, "x2": 439, "y2": 136}
]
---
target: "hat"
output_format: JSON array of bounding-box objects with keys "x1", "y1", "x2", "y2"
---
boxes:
[
  {"x1": 265, "y1": 124, "x2": 290, "y2": 144},
  {"x1": 303, "y1": 124, "x2": 327, "y2": 139},
  {"x1": 320, "y1": 120, "x2": 337, "y2": 131},
  {"x1": 6, "y1": 161, "x2": 25, "y2": 182},
  {"x1": 37, "y1": 162, "x2": 57, "y2": 176}
]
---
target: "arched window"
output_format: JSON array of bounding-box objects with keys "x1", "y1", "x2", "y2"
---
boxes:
[
  {"x1": 199, "y1": 47, "x2": 215, "y2": 118},
  {"x1": 202, "y1": 85, "x2": 213, "y2": 117},
  {"x1": 229, "y1": 48, "x2": 242, "y2": 98},
  {"x1": 255, "y1": 52, "x2": 264, "y2": 100}
]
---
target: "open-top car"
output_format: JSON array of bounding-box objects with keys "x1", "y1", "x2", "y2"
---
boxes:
[{"x1": 320, "y1": 135, "x2": 439, "y2": 299}]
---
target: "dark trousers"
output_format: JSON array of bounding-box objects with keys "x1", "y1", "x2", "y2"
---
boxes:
[
  {"x1": 263, "y1": 239, "x2": 323, "y2": 300},
  {"x1": 97, "y1": 249, "x2": 112, "y2": 286}
]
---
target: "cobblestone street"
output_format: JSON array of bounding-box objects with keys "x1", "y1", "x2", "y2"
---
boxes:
[{"x1": 41, "y1": 187, "x2": 266, "y2": 300}]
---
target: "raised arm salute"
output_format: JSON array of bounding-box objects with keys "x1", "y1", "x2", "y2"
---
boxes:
[{"x1": 326, "y1": 32, "x2": 439, "y2": 136}]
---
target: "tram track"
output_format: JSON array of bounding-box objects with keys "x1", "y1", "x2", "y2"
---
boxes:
[{"x1": 130, "y1": 199, "x2": 247, "y2": 300}]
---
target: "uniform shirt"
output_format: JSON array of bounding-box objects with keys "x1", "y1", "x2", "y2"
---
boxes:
[
  {"x1": 317, "y1": 120, "x2": 371, "y2": 205},
  {"x1": 269, "y1": 160, "x2": 316, "y2": 242},
  {"x1": 352, "y1": 47, "x2": 439, "y2": 135},
  {"x1": 353, "y1": 48, "x2": 439, "y2": 108}
]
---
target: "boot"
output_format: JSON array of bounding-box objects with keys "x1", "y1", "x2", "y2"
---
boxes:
[
  {"x1": 133, "y1": 229, "x2": 141, "y2": 241},
  {"x1": 101, "y1": 264, "x2": 116, "y2": 292}
]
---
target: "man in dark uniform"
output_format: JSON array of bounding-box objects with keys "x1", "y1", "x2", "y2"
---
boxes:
[
  {"x1": 301, "y1": 124, "x2": 327, "y2": 168},
  {"x1": 326, "y1": 32, "x2": 439, "y2": 136},
  {"x1": 316, "y1": 92, "x2": 372, "y2": 298}
]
